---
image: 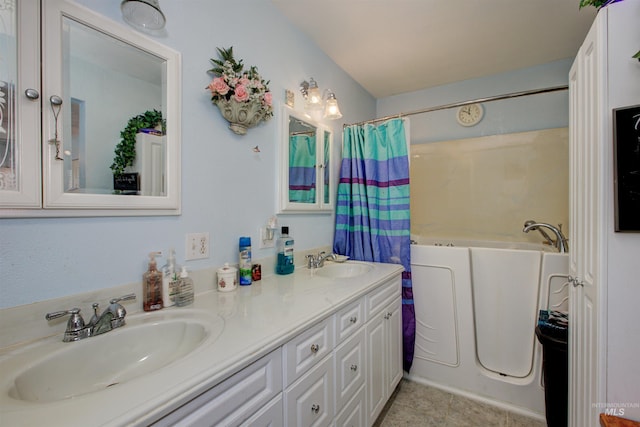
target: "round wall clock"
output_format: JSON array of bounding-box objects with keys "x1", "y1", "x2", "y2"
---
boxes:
[{"x1": 456, "y1": 103, "x2": 484, "y2": 127}]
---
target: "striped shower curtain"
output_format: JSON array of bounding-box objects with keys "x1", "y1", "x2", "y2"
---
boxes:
[{"x1": 333, "y1": 118, "x2": 415, "y2": 372}]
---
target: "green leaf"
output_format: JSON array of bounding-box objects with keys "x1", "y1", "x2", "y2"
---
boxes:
[{"x1": 111, "y1": 109, "x2": 165, "y2": 176}]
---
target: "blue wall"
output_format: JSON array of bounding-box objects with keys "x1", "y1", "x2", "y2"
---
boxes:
[
  {"x1": 377, "y1": 59, "x2": 572, "y2": 143},
  {"x1": 0, "y1": 0, "x2": 375, "y2": 308}
]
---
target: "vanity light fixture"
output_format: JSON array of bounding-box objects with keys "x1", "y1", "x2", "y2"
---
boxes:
[
  {"x1": 300, "y1": 78, "x2": 323, "y2": 110},
  {"x1": 300, "y1": 78, "x2": 343, "y2": 120},
  {"x1": 323, "y1": 91, "x2": 343, "y2": 120},
  {"x1": 121, "y1": 0, "x2": 166, "y2": 32}
]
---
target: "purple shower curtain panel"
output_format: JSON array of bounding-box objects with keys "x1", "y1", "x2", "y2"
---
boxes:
[{"x1": 333, "y1": 118, "x2": 415, "y2": 372}]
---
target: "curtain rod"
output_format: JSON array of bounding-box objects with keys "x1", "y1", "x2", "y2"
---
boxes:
[{"x1": 344, "y1": 85, "x2": 569, "y2": 128}]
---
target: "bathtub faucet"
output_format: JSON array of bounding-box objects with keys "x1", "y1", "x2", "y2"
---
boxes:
[{"x1": 523, "y1": 220, "x2": 568, "y2": 253}]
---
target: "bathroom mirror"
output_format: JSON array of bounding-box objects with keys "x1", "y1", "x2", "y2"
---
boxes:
[
  {"x1": 0, "y1": 0, "x2": 181, "y2": 216},
  {"x1": 42, "y1": 1, "x2": 181, "y2": 214},
  {"x1": 279, "y1": 106, "x2": 333, "y2": 213}
]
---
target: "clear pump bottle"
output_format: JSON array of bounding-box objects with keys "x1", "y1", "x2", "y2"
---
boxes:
[{"x1": 175, "y1": 266, "x2": 194, "y2": 307}]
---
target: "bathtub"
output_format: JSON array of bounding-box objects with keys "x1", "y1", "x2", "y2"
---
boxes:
[{"x1": 408, "y1": 238, "x2": 569, "y2": 419}]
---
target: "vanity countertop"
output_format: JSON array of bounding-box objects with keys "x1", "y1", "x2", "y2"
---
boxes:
[{"x1": 0, "y1": 261, "x2": 403, "y2": 426}]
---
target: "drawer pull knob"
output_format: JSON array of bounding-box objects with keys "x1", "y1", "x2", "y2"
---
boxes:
[
  {"x1": 311, "y1": 403, "x2": 320, "y2": 413},
  {"x1": 310, "y1": 343, "x2": 320, "y2": 353},
  {"x1": 384, "y1": 312, "x2": 393, "y2": 319},
  {"x1": 349, "y1": 316, "x2": 357, "y2": 324},
  {"x1": 350, "y1": 364, "x2": 358, "y2": 372}
]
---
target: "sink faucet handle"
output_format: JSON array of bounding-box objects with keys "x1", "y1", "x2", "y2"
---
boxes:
[
  {"x1": 109, "y1": 293, "x2": 136, "y2": 305},
  {"x1": 88, "y1": 303, "x2": 100, "y2": 326},
  {"x1": 306, "y1": 254, "x2": 317, "y2": 269},
  {"x1": 45, "y1": 308, "x2": 85, "y2": 332},
  {"x1": 107, "y1": 293, "x2": 136, "y2": 324}
]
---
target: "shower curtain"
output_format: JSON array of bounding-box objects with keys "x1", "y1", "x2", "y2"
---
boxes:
[{"x1": 333, "y1": 118, "x2": 415, "y2": 372}]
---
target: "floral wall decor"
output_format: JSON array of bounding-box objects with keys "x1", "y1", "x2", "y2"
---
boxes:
[{"x1": 206, "y1": 47, "x2": 273, "y2": 135}]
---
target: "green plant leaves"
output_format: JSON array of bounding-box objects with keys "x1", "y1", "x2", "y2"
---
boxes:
[{"x1": 110, "y1": 109, "x2": 165, "y2": 177}]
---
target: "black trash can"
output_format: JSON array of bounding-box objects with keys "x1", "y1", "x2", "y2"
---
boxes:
[{"x1": 536, "y1": 312, "x2": 568, "y2": 427}]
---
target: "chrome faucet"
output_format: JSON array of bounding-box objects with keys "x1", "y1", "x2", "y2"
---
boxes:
[
  {"x1": 523, "y1": 220, "x2": 569, "y2": 253},
  {"x1": 306, "y1": 251, "x2": 338, "y2": 269},
  {"x1": 45, "y1": 293, "x2": 136, "y2": 342}
]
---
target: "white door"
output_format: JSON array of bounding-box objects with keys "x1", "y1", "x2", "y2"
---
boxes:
[{"x1": 568, "y1": 11, "x2": 604, "y2": 426}]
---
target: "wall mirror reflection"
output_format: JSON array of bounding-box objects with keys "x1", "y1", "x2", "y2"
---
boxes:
[
  {"x1": 279, "y1": 107, "x2": 333, "y2": 213},
  {"x1": 63, "y1": 17, "x2": 166, "y2": 196}
]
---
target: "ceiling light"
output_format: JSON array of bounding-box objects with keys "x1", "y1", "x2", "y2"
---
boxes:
[{"x1": 121, "y1": 0, "x2": 166, "y2": 32}]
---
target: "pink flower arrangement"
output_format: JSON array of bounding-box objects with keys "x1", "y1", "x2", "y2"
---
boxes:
[{"x1": 207, "y1": 47, "x2": 273, "y2": 120}]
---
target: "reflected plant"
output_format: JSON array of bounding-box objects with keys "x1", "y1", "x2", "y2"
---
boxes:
[{"x1": 110, "y1": 109, "x2": 165, "y2": 177}]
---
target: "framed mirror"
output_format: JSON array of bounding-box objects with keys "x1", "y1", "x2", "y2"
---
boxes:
[
  {"x1": 20, "y1": 0, "x2": 180, "y2": 216},
  {"x1": 279, "y1": 106, "x2": 333, "y2": 213}
]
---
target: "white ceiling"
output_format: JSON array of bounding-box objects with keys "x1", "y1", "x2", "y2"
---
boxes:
[{"x1": 271, "y1": 0, "x2": 597, "y2": 98}]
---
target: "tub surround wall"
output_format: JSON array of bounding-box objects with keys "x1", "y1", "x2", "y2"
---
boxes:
[{"x1": 410, "y1": 128, "x2": 569, "y2": 243}]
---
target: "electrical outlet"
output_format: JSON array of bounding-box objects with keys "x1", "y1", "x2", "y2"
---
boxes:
[
  {"x1": 258, "y1": 226, "x2": 275, "y2": 249},
  {"x1": 186, "y1": 232, "x2": 209, "y2": 260}
]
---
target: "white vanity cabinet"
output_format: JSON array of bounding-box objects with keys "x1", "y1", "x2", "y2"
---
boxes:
[
  {"x1": 151, "y1": 273, "x2": 402, "y2": 427},
  {"x1": 282, "y1": 316, "x2": 335, "y2": 427},
  {"x1": 365, "y1": 278, "x2": 403, "y2": 425},
  {"x1": 152, "y1": 348, "x2": 283, "y2": 427}
]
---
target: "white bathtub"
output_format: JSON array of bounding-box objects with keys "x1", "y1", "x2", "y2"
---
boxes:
[{"x1": 408, "y1": 238, "x2": 569, "y2": 419}]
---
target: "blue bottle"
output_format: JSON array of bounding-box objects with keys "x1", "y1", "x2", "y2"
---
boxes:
[
  {"x1": 276, "y1": 227, "x2": 295, "y2": 275},
  {"x1": 239, "y1": 237, "x2": 252, "y2": 285}
]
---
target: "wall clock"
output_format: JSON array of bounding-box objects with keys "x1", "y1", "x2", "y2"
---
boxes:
[{"x1": 456, "y1": 103, "x2": 484, "y2": 127}]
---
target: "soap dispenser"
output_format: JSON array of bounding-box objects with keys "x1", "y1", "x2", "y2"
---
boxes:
[
  {"x1": 175, "y1": 266, "x2": 194, "y2": 307},
  {"x1": 162, "y1": 248, "x2": 179, "y2": 307},
  {"x1": 143, "y1": 252, "x2": 163, "y2": 311}
]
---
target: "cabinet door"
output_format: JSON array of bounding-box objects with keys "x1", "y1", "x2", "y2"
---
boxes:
[
  {"x1": 284, "y1": 354, "x2": 334, "y2": 427},
  {"x1": 386, "y1": 298, "x2": 403, "y2": 393},
  {"x1": 366, "y1": 311, "x2": 386, "y2": 424},
  {"x1": 0, "y1": 0, "x2": 41, "y2": 208},
  {"x1": 334, "y1": 328, "x2": 365, "y2": 413},
  {"x1": 335, "y1": 384, "x2": 365, "y2": 427}
]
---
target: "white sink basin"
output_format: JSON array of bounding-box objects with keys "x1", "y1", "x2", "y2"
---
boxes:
[
  {"x1": 7, "y1": 310, "x2": 223, "y2": 403},
  {"x1": 314, "y1": 262, "x2": 374, "y2": 279}
]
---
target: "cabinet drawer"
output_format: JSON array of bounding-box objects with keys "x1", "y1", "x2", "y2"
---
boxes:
[
  {"x1": 365, "y1": 277, "x2": 401, "y2": 321},
  {"x1": 283, "y1": 317, "x2": 334, "y2": 387},
  {"x1": 284, "y1": 354, "x2": 334, "y2": 427},
  {"x1": 153, "y1": 348, "x2": 282, "y2": 427},
  {"x1": 334, "y1": 299, "x2": 363, "y2": 344},
  {"x1": 240, "y1": 395, "x2": 283, "y2": 427},
  {"x1": 334, "y1": 384, "x2": 365, "y2": 427},
  {"x1": 334, "y1": 328, "x2": 365, "y2": 414}
]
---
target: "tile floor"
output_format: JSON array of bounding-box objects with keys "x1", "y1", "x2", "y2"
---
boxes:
[{"x1": 374, "y1": 379, "x2": 547, "y2": 427}]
